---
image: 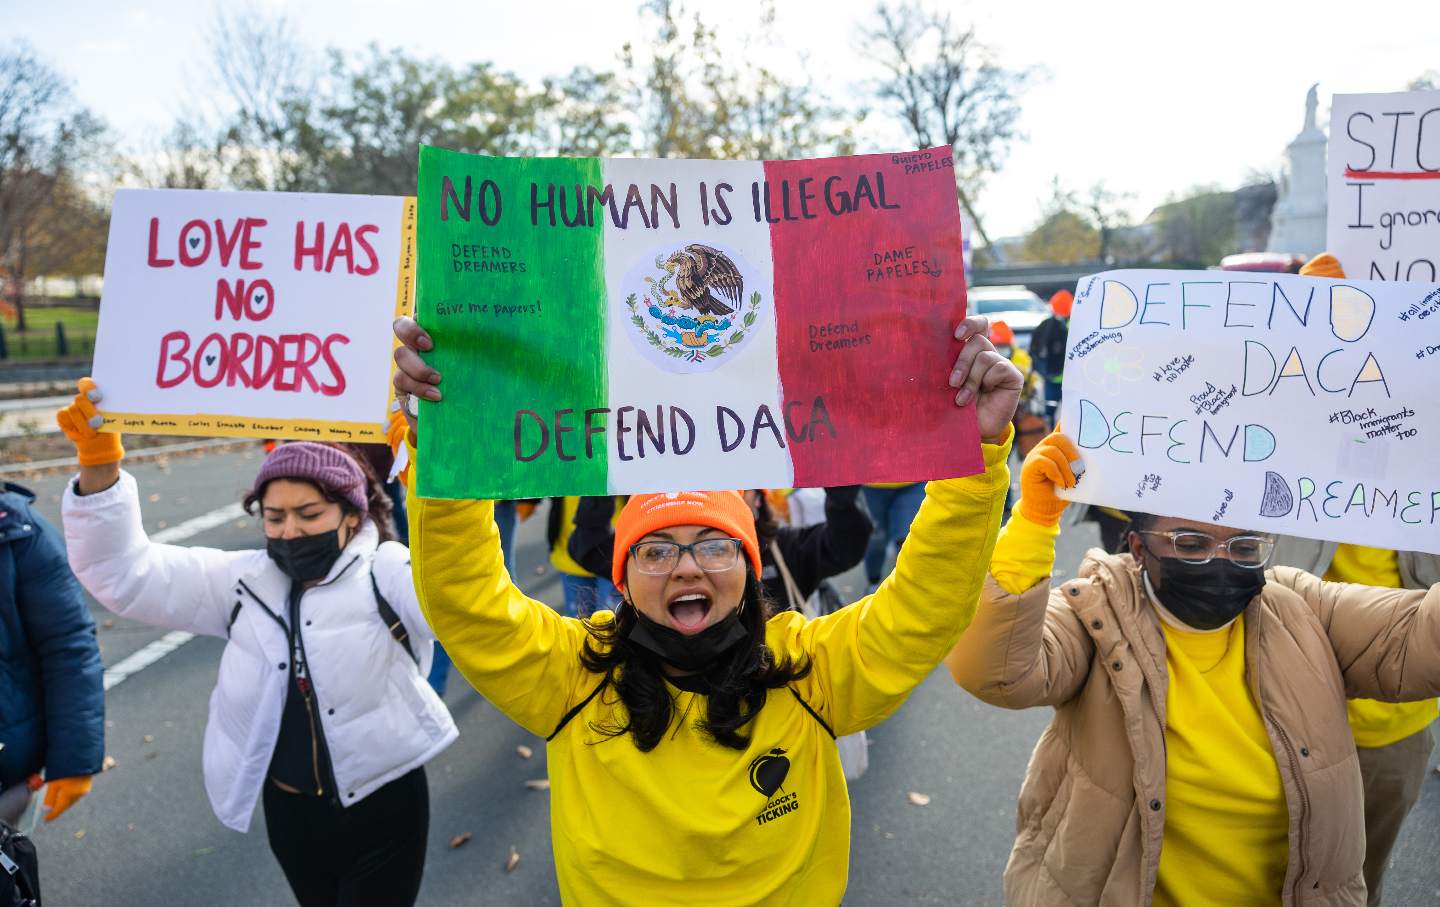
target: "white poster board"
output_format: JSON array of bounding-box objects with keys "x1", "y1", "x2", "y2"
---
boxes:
[
  {"x1": 93, "y1": 189, "x2": 414, "y2": 442},
  {"x1": 1058, "y1": 270, "x2": 1440, "y2": 555},
  {"x1": 1327, "y1": 90, "x2": 1440, "y2": 282}
]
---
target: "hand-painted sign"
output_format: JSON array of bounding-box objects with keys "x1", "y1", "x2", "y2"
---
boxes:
[
  {"x1": 1058, "y1": 270, "x2": 1440, "y2": 555},
  {"x1": 414, "y1": 145, "x2": 979, "y2": 498},
  {"x1": 1327, "y1": 90, "x2": 1440, "y2": 282},
  {"x1": 93, "y1": 189, "x2": 414, "y2": 442}
]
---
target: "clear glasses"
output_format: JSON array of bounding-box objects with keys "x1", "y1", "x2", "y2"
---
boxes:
[
  {"x1": 628, "y1": 538, "x2": 744, "y2": 575},
  {"x1": 1138, "y1": 530, "x2": 1275, "y2": 568}
]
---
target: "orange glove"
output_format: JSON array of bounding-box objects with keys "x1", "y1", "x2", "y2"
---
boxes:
[
  {"x1": 36, "y1": 774, "x2": 93, "y2": 822},
  {"x1": 1017, "y1": 430, "x2": 1082, "y2": 526},
  {"x1": 515, "y1": 501, "x2": 538, "y2": 521},
  {"x1": 385, "y1": 405, "x2": 414, "y2": 486},
  {"x1": 55, "y1": 378, "x2": 124, "y2": 466},
  {"x1": 1300, "y1": 253, "x2": 1344, "y2": 279}
]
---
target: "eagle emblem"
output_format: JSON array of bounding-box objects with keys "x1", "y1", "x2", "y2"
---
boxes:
[
  {"x1": 622, "y1": 242, "x2": 765, "y2": 371},
  {"x1": 664, "y1": 244, "x2": 744, "y2": 317}
]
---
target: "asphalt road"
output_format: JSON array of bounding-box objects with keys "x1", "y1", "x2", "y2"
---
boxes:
[{"x1": 11, "y1": 447, "x2": 1440, "y2": 905}]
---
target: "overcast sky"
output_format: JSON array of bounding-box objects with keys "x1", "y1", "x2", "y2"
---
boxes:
[{"x1": 12, "y1": 0, "x2": 1439, "y2": 238}]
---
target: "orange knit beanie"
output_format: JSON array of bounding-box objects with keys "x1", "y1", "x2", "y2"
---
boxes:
[
  {"x1": 611, "y1": 491, "x2": 762, "y2": 586},
  {"x1": 1300, "y1": 253, "x2": 1345, "y2": 279}
]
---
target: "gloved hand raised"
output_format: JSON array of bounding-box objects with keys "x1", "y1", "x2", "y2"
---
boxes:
[
  {"x1": 1017, "y1": 430, "x2": 1083, "y2": 526},
  {"x1": 55, "y1": 377, "x2": 124, "y2": 466}
]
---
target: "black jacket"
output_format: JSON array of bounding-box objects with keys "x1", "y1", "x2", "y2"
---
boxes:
[
  {"x1": 1029, "y1": 315, "x2": 1070, "y2": 379},
  {"x1": 0, "y1": 483, "x2": 105, "y2": 788},
  {"x1": 568, "y1": 488, "x2": 872, "y2": 607}
]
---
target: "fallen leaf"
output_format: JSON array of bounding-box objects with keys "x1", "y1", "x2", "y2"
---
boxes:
[
  {"x1": 505, "y1": 846, "x2": 520, "y2": 873},
  {"x1": 906, "y1": 791, "x2": 931, "y2": 807},
  {"x1": 102, "y1": 755, "x2": 117, "y2": 772},
  {"x1": 515, "y1": 745, "x2": 533, "y2": 759},
  {"x1": 148, "y1": 493, "x2": 161, "y2": 503},
  {"x1": 142, "y1": 735, "x2": 154, "y2": 744},
  {"x1": 524, "y1": 778, "x2": 550, "y2": 791},
  {"x1": 448, "y1": 832, "x2": 472, "y2": 849},
  {"x1": 74, "y1": 830, "x2": 86, "y2": 840},
  {"x1": 101, "y1": 619, "x2": 114, "y2": 630}
]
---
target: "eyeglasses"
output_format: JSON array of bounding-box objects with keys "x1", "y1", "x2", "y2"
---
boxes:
[
  {"x1": 1138, "y1": 530, "x2": 1275, "y2": 569},
  {"x1": 628, "y1": 538, "x2": 744, "y2": 575}
]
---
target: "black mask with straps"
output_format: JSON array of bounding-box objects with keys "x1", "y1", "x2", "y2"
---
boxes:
[
  {"x1": 1140, "y1": 540, "x2": 1266, "y2": 631},
  {"x1": 623, "y1": 603, "x2": 751, "y2": 673},
  {"x1": 266, "y1": 529, "x2": 345, "y2": 583}
]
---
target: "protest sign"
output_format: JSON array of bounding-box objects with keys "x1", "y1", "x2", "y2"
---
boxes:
[
  {"x1": 1057, "y1": 270, "x2": 1440, "y2": 555},
  {"x1": 93, "y1": 189, "x2": 414, "y2": 442},
  {"x1": 1327, "y1": 90, "x2": 1440, "y2": 281},
  {"x1": 414, "y1": 145, "x2": 979, "y2": 499}
]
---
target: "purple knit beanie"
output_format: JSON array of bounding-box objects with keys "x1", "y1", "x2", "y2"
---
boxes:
[{"x1": 252, "y1": 442, "x2": 368, "y2": 514}]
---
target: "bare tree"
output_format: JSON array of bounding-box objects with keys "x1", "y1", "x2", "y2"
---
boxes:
[
  {"x1": 208, "y1": 6, "x2": 323, "y2": 191},
  {"x1": 860, "y1": 2, "x2": 1031, "y2": 246},
  {"x1": 0, "y1": 42, "x2": 108, "y2": 330}
]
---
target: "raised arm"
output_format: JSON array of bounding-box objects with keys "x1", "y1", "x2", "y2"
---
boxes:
[
  {"x1": 772, "y1": 486, "x2": 872, "y2": 598},
  {"x1": 946, "y1": 431, "x2": 1095, "y2": 708},
  {"x1": 56, "y1": 384, "x2": 240, "y2": 637},
  {"x1": 392, "y1": 316, "x2": 597, "y2": 736},
  {"x1": 1275, "y1": 567, "x2": 1440, "y2": 703}
]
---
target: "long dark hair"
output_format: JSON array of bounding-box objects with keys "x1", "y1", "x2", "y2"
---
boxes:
[
  {"x1": 578, "y1": 570, "x2": 810, "y2": 752},
  {"x1": 242, "y1": 443, "x2": 396, "y2": 543}
]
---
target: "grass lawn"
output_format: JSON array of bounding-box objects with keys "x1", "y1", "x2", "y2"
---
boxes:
[{"x1": 1, "y1": 304, "x2": 99, "y2": 360}]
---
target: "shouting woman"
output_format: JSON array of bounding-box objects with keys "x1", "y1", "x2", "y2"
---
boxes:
[{"x1": 391, "y1": 313, "x2": 1020, "y2": 904}]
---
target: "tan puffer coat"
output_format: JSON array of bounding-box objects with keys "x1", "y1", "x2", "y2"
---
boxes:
[{"x1": 948, "y1": 550, "x2": 1440, "y2": 906}]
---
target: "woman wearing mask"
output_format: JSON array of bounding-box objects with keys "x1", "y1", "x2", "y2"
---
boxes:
[
  {"x1": 392, "y1": 313, "x2": 1019, "y2": 904},
  {"x1": 947, "y1": 430, "x2": 1440, "y2": 906},
  {"x1": 56, "y1": 380, "x2": 456, "y2": 907}
]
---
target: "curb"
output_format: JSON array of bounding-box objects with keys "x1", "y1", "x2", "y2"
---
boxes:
[{"x1": 0, "y1": 438, "x2": 254, "y2": 476}]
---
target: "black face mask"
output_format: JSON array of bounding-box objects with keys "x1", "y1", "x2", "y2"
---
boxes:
[
  {"x1": 267, "y1": 530, "x2": 344, "y2": 583},
  {"x1": 1145, "y1": 553, "x2": 1266, "y2": 631},
  {"x1": 623, "y1": 604, "x2": 750, "y2": 673}
]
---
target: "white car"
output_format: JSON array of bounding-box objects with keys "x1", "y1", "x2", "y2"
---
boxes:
[{"x1": 966, "y1": 285, "x2": 1049, "y2": 349}]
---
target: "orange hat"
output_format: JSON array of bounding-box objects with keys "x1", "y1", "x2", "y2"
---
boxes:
[
  {"x1": 1300, "y1": 253, "x2": 1345, "y2": 279},
  {"x1": 1049, "y1": 289, "x2": 1074, "y2": 317},
  {"x1": 612, "y1": 491, "x2": 762, "y2": 586},
  {"x1": 990, "y1": 320, "x2": 1015, "y2": 346}
]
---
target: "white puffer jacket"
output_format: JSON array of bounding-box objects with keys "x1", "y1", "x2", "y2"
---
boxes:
[{"x1": 63, "y1": 471, "x2": 458, "y2": 831}]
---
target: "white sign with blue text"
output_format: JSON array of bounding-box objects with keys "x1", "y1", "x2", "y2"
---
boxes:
[{"x1": 1058, "y1": 270, "x2": 1440, "y2": 555}]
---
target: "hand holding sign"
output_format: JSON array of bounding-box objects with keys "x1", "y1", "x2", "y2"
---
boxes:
[{"x1": 394, "y1": 312, "x2": 1019, "y2": 485}]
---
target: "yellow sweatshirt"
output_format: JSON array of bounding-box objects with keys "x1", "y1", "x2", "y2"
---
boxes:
[
  {"x1": 1327, "y1": 544, "x2": 1439, "y2": 748},
  {"x1": 409, "y1": 439, "x2": 1011, "y2": 905}
]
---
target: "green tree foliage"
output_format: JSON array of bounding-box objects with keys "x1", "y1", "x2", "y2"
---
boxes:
[
  {"x1": 1018, "y1": 210, "x2": 1098, "y2": 264},
  {"x1": 1154, "y1": 186, "x2": 1237, "y2": 268}
]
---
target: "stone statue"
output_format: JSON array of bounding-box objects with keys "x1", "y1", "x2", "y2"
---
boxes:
[{"x1": 1304, "y1": 83, "x2": 1319, "y2": 133}]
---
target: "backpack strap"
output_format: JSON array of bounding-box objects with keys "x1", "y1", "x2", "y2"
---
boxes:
[
  {"x1": 371, "y1": 571, "x2": 419, "y2": 665},
  {"x1": 547, "y1": 678, "x2": 609, "y2": 742},
  {"x1": 786, "y1": 686, "x2": 836, "y2": 739}
]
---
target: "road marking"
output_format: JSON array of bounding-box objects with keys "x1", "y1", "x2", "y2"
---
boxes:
[
  {"x1": 151, "y1": 502, "x2": 247, "y2": 544},
  {"x1": 102, "y1": 501, "x2": 250, "y2": 691},
  {"x1": 103, "y1": 631, "x2": 195, "y2": 691}
]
